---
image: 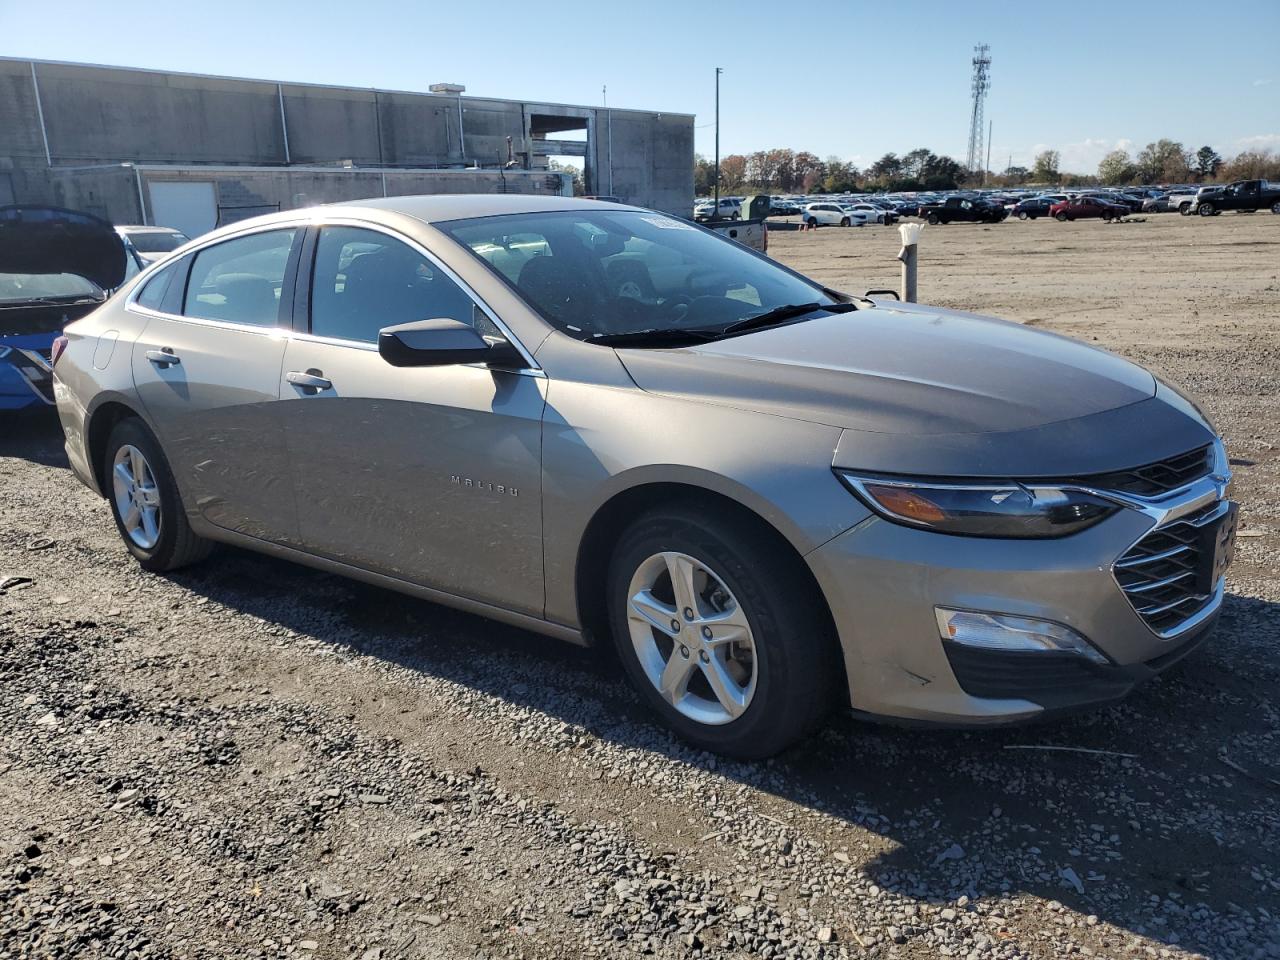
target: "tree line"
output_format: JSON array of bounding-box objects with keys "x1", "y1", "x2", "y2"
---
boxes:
[{"x1": 697, "y1": 141, "x2": 1280, "y2": 194}]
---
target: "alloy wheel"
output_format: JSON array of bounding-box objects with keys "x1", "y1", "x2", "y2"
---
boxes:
[
  {"x1": 625, "y1": 551, "x2": 757, "y2": 726},
  {"x1": 112, "y1": 444, "x2": 162, "y2": 549}
]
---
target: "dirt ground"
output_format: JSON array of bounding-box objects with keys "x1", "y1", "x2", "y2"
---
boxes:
[{"x1": 2, "y1": 211, "x2": 1278, "y2": 960}]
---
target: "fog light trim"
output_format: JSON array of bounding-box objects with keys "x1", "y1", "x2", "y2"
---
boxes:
[{"x1": 935, "y1": 607, "x2": 1109, "y2": 665}]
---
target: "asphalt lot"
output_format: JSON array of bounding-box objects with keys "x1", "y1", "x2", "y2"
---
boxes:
[{"x1": 2, "y1": 211, "x2": 1278, "y2": 960}]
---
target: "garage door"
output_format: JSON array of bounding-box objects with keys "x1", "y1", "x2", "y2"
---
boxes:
[{"x1": 148, "y1": 181, "x2": 217, "y2": 240}]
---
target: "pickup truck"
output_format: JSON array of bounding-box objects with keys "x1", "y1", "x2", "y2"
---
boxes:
[
  {"x1": 1193, "y1": 180, "x2": 1280, "y2": 216},
  {"x1": 919, "y1": 196, "x2": 1008, "y2": 224}
]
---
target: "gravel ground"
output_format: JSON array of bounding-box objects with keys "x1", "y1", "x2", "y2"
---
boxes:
[{"x1": 2, "y1": 211, "x2": 1278, "y2": 960}]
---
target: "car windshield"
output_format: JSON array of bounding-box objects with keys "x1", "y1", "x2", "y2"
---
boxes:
[
  {"x1": 128, "y1": 230, "x2": 189, "y2": 253},
  {"x1": 0, "y1": 272, "x2": 103, "y2": 304},
  {"x1": 440, "y1": 209, "x2": 837, "y2": 341}
]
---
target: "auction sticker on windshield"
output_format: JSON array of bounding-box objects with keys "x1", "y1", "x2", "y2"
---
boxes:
[{"x1": 638, "y1": 215, "x2": 696, "y2": 230}]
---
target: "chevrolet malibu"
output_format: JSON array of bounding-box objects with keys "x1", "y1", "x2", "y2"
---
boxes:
[{"x1": 52, "y1": 195, "x2": 1236, "y2": 758}]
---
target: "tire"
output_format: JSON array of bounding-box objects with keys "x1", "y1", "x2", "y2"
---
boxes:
[
  {"x1": 926, "y1": 213, "x2": 940, "y2": 225},
  {"x1": 1179, "y1": 203, "x2": 1192, "y2": 216},
  {"x1": 1103, "y1": 212, "x2": 1113, "y2": 222},
  {"x1": 607, "y1": 502, "x2": 839, "y2": 758},
  {"x1": 1198, "y1": 202, "x2": 1215, "y2": 216},
  {"x1": 1017, "y1": 211, "x2": 1029, "y2": 220},
  {"x1": 806, "y1": 217, "x2": 817, "y2": 228},
  {"x1": 103, "y1": 418, "x2": 212, "y2": 572},
  {"x1": 839, "y1": 217, "x2": 850, "y2": 227},
  {"x1": 1055, "y1": 211, "x2": 1068, "y2": 221},
  {"x1": 1272, "y1": 201, "x2": 1280, "y2": 214}
]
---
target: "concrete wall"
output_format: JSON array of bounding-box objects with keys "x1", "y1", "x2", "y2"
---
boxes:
[{"x1": 0, "y1": 58, "x2": 695, "y2": 215}]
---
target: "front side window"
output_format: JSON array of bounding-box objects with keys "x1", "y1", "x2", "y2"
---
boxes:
[
  {"x1": 309, "y1": 226, "x2": 483, "y2": 343},
  {"x1": 183, "y1": 229, "x2": 297, "y2": 327},
  {"x1": 440, "y1": 209, "x2": 833, "y2": 341}
]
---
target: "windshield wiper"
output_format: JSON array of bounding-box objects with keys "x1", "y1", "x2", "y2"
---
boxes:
[
  {"x1": 717, "y1": 301, "x2": 857, "y2": 337},
  {"x1": 586, "y1": 327, "x2": 723, "y2": 348}
]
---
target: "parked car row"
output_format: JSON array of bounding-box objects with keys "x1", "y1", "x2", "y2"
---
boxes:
[{"x1": 700, "y1": 179, "x2": 1276, "y2": 228}]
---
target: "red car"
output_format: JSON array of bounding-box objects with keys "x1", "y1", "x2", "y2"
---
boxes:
[{"x1": 1049, "y1": 197, "x2": 1128, "y2": 222}]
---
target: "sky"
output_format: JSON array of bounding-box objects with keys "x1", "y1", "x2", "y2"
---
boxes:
[{"x1": 2, "y1": 0, "x2": 1277, "y2": 174}]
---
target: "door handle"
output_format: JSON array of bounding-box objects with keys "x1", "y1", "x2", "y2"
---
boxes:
[
  {"x1": 145, "y1": 348, "x2": 180, "y2": 368},
  {"x1": 287, "y1": 369, "x2": 332, "y2": 395}
]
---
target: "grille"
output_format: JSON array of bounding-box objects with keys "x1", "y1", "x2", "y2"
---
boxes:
[
  {"x1": 1115, "y1": 503, "x2": 1230, "y2": 635},
  {"x1": 1072, "y1": 445, "x2": 1213, "y2": 497}
]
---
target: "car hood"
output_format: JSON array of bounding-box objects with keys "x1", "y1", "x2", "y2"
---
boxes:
[
  {"x1": 616, "y1": 302, "x2": 1214, "y2": 476},
  {"x1": 0, "y1": 205, "x2": 127, "y2": 292}
]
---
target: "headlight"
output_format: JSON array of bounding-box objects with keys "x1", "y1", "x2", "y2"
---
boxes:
[{"x1": 838, "y1": 473, "x2": 1119, "y2": 538}]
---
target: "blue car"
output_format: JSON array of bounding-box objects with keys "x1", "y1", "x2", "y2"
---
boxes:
[{"x1": 1, "y1": 206, "x2": 128, "y2": 410}]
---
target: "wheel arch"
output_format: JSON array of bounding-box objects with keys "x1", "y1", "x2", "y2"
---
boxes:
[
  {"x1": 573, "y1": 480, "x2": 848, "y2": 702},
  {"x1": 84, "y1": 396, "x2": 150, "y2": 497}
]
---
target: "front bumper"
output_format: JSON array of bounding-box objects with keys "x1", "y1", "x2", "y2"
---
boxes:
[{"x1": 806, "y1": 481, "x2": 1235, "y2": 725}]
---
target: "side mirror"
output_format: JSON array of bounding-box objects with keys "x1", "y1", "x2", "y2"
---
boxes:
[{"x1": 378, "y1": 318, "x2": 521, "y2": 368}]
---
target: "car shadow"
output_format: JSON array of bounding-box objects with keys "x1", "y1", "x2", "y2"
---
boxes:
[
  {"x1": 0, "y1": 406, "x2": 67, "y2": 468},
  {"x1": 10, "y1": 411, "x2": 1278, "y2": 958},
  {"x1": 165, "y1": 543, "x2": 1279, "y2": 960}
]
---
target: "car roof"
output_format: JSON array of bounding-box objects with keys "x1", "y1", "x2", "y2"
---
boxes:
[
  {"x1": 170, "y1": 194, "x2": 654, "y2": 248},
  {"x1": 338, "y1": 193, "x2": 645, "y2": 222},
  {"x1": 115, "y1": 225, "x2": 185, "y2": 234}
]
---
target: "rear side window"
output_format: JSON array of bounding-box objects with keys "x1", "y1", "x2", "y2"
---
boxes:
[
  {"x1": 135, "y1": 262, "x2": 177, "y2": 311},
  {"x1": 309, "y1": 226, "x2": 479, "y2": 343},
  {"x1": 183, "y1": 229, "x2": 297, "y2": 327}
]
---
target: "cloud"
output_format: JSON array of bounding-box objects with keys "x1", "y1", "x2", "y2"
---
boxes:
[
  {"x1": 1233, "y1": 133, "x2": 1280, "y2": 150},
  {"x1": 1254, "y1": 78, "x2": 1273, "y2": 87},
  {"x1": 1020, "y1": 138, "x2": 1134, "y2": 172}
]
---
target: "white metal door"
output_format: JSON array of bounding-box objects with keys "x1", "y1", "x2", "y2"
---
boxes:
[{"x1": 148, "y1": 181, "x2": 217, "y2": 239}]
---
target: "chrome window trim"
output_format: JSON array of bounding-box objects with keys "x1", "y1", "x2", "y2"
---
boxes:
[{"x1": 122, "y1": 215, "x2": 544, "y2": 376}]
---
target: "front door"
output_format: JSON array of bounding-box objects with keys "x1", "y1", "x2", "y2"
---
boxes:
[
  {"x1": 277, "y1": 224, "x2": 546, "y2": 616},
  {"x1": 131, "y1": 226, "x2": 301, "y2": 544}
]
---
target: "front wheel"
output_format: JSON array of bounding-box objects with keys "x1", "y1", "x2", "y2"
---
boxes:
[
  {"x1": 1055, "y1": 211, "x2": 1068, "y2": 221},
  {"x1": 1198, "y1": 202, "x2": 1215, "y2": 216},
  {"x1": 1179, "y1": 203, "x2": 1192, "y2": 216},
  {"x1": 104, "y1": 418, "x2": 212, "y2": 571},
  {"x1": 839, "y1": 217, "x2": 850, "y2": 227},
  {"x1": 926, "y1": 213, "x2": 940, "y2": 224},
  {"x1": 608, "y1": 504, "x2": 838, "y2": 758}
]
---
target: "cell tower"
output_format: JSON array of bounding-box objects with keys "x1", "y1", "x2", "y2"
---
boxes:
[{"x1": 965, "y1": 44, "x2": 992, "y2": 176}]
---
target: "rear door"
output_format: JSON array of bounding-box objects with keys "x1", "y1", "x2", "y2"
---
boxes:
[
  {"x1": 277, "y1": 222, "x2": 547, "y2": 616},
  {"x1": 130, "y1": 225, "x2": 302, "y2": 544}
]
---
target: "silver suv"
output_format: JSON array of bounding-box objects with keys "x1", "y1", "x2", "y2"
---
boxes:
[{"x1": 52, "y1": 196, "x2": 1236, "y2": 757}]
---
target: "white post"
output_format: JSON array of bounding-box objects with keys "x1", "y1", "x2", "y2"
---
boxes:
[{"x1": 898, "y1": 222, "x2": 923, "y2": 302}]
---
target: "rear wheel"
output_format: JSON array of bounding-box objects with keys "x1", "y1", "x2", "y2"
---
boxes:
[
  {"x1": 1179, "y1": 203, "x2": 1192, "y2": 216},
  {"x1": 926, "y1": 213, "x2": 940, "y2": 225},
  {"x1": 607, "y1": 504, "x2": 838, "y2": 758},
  {"x1": 1271, "y1": 201, "x2": 1280, "y2": 214},
  {"x1": 806, "y1": 216, "x2": 817, "y2": 228},
  {"x1": 1017, "y1": 211, "x2": 1029, "y2": 220},
  {"x1": 103, "y1": 418, "x2": 212, "y2": 571}
]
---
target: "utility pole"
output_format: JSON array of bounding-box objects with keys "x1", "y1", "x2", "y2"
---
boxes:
[
  {"x1": 714, "y1": 67, "x2": 723, "y2": 207},
  {"x1": 985, "y1": 119, "x2": 992, "y2": 185},
  {"x1": 603, "y1": 84, "x2": 613, "y2": 196}
]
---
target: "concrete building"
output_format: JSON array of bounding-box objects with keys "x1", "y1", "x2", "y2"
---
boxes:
[{"x1": 0, "y1": 58, "x2": 694, "y2": 236}]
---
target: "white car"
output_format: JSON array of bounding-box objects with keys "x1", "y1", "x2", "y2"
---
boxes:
[
  {"x1": 843, "y1": 202, "x2": 893, "y2": 224},
  {"x1": 694, "y1": 198, "x2": 742, "y2": 221},
  {"x1": 802, "y1": 203, "x2": 870, "y2": 227}
]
